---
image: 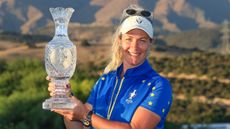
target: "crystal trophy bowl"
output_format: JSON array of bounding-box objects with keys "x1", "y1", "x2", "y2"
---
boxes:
[{"x1": 42, "y1": 7, "x2": 76, "y2": 110}]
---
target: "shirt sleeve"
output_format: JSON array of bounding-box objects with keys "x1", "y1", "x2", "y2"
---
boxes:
[
  {"x1": 86, "y1": 76, "x2": 103, "y2": 107},
  {"x1": 140, "y1": 77, "x2": 173, "y2": 118}
]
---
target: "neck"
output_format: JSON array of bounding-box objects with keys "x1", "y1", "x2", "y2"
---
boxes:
[
  {"x1": 120, "y1": 63, "x2": 129, "y2": 78},
  {"x1": 120, "y1": 60, "x2": 145, "y2": 78}
]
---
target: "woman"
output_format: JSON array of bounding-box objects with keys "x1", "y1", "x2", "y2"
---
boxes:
[{"x1": 48, "y1": 5, "x2": 173, "y2": 129}]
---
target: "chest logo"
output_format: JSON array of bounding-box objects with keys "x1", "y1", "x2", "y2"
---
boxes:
[{"x1": 126, "y1": 90, "x2": 137, "y2": 104}]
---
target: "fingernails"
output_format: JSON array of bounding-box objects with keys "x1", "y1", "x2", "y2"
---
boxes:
[
  {"x1": 70, "y1": 91, "x2": 74, "y2": 96},
  {"x1": 67, "y1": 91, "x2": 74, "y2": 97},
  {"x1": 66, "y1": 84, "x2": 71, "y2": 88},
  {"x1": 46, "y1": 76, "x2": 51, "y2": 81}
]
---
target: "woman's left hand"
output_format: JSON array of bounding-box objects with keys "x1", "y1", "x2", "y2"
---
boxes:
[{"x1": 52, "y1": 96, "x2": 89, "y2": 121}]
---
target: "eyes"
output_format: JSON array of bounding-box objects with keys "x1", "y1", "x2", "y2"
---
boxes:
[{"x1": 124, "y1": 37, "x2": 149, "y2": 45}]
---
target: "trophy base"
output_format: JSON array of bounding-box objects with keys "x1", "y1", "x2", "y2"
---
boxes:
[{"x1": 42, "y1": 97, "x2": 76, "y2": 110}]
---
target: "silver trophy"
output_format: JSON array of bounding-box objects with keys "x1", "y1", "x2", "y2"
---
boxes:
[{"x1": 42, "y1": 7, "x2": 76, "y2": 110}]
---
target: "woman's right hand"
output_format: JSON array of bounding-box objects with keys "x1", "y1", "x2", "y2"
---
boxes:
[
  {"x1": 46, "y1": 76, "x2": 72, "y2": 97},
  {"x1": 46, "y1": 76, "x2": 55, "y2": 97}
]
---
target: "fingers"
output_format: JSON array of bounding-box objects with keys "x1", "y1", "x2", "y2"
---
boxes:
[
  {"x1": 64, "y1": 114, "x2": 75, "y2": 121},
  {"x1": 49, "y1": 92, "x2": 55, "y2": 97},
  {"x1": 52, "y1": 109, "x2": 71, "y2": 113},
  {"x1": 71, "y1": 96, "x2": 81, "y2": 104},
  {"x1": 48, "y1": 82, "x2": 55, "y2": 91},
  {"x1": 46, "y1": 76, "x2": 72, "y2": 97},
  {"x1": 46, "y1": 76, "x2": 51, "y2": 81},
  {"x1": 71, "y1": 97, "x2": 85, "y2": 115},
  {"x1": 52, "y1": 109, "x2": 70, "y2": 116},
  {"x1": 52, "y1": 109, "x2": 75, "y2": 120},
  {"x1": 65, "y1": 84, "x2": 71, "y2": 89},
  {"x1": 48, "y1": 82, "x2": 55, "y2": 96}
]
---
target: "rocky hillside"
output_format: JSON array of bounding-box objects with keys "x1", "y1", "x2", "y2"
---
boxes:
[{"x1": 0, "y1": 0, "x2": 229, "y2": 33}]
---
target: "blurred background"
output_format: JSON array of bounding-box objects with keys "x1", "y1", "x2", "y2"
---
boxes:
[{"x1": 0, "y1": 0, "x2": 230, "y2": 129}]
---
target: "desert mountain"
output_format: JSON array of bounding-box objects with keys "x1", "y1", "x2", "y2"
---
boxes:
[{"x1": 0, "y1": 0, "x2": 229, "y2": 33}]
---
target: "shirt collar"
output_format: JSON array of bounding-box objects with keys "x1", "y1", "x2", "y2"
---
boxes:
[{"x1": 115, "y1": 59, "x2": 157, "y2": 77}]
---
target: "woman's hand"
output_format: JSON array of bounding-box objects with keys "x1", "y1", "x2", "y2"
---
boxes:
[
  {"x1": 46, "y1": 76, "x2": 55, "y2": 96},
  {"x1": 46, "y1": 76, "x2": 72, "y2": 97},
  {"x1": 52, "y1": 96, "x2": 90, "y2": 121}
]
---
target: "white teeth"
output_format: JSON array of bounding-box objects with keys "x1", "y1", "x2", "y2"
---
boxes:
[{"x1": 129, "y1": 52, "x2": 140, "y2": 56}]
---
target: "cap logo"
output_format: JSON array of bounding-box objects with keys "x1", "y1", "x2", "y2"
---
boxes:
[{"x1": 136, "y1": 18, "x2": 143, "y2": 24}]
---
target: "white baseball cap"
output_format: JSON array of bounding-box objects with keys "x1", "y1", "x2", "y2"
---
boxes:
[{"x1": 119, "y1": 16, "x2": 154, "y2": 38}]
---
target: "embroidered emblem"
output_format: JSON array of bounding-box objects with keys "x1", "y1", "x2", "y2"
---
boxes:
[
  {"x1": 136, "y1": 18, "x2": 143, "y2": 24},
  {"x1": 162, "y1": 108, "x2": 165, "y2": 113},
  {"x1": 148, "y1": 101, "x2": 153, "y2": 106},
  {"x1": 148, "y1": 82, "x2": 151, "y2": 86},
  {"x1": 126, "y1": 90, "x2": 137, "y2": 104},
  {"x1": 150, "y1": 93, "x2": 155, "y2": 97}
]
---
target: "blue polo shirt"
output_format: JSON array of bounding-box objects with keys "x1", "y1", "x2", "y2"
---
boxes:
[{"x1": 87, "y1": 59, "x2": 173, "y2": 129}]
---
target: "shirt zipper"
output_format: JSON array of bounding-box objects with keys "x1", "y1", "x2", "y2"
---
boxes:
[{"x1": 107, "y1": 77, "x2": 125, "y2": 120}]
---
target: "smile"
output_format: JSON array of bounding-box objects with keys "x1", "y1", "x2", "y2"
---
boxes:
[{"x1": 129, "y1": 52, "x2": 141, "y2": 57}]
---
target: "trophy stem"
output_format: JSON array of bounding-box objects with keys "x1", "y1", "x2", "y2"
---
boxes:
[
  {"x1": 42, "y1": 79, "x2": 76, "y2": 110},
  {"x1": 53, "y1": 79, "x2": 68, "y2": 97}
]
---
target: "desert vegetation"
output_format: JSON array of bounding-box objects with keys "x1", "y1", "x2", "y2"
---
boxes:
[{"x1": 0, "y1": 51, "x2": 229, "y2": 129}]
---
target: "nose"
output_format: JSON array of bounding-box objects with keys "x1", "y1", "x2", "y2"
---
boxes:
[{"x1": 130, "y1": 40, "x2": 139, "y2": 50}]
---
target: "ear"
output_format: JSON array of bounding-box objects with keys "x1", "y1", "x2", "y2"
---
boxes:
[{"x1": 118, "y1": 34, "x2": 122, "y2": 40}]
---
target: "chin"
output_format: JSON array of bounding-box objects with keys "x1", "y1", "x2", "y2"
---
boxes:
[{"x1": 129, "y1": 59, "x2": 143, "y2": 66}]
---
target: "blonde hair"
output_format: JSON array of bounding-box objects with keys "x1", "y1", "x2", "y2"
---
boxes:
[
  {"x1": 103, "y1": 26, "x2": 122, "y2": 74},
  {"x1": 103, "y1": 4, "x2": 153, "y2": 74}
]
